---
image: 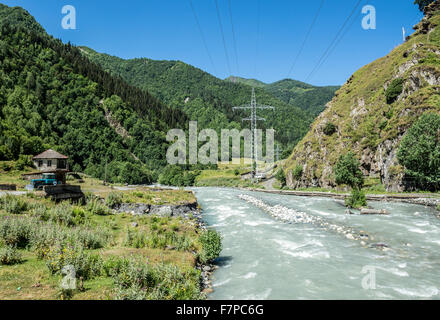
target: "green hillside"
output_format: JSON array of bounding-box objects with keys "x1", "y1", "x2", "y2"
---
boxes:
[
  {"x1": 0, "y1": 4, "x2": 188, "y2": 183},
  {"x1": 225, "y1": 76, "x2": 267, "y2": 88},
  {"x1": 226, "y1": 76, "x2": 339, "y2": 116},
  {"x1": 80, "y1": 47, "x2": 315, "y2": 149},
  {"x1": 284, "y1": 2, "x2": 440, "y2": 192}
]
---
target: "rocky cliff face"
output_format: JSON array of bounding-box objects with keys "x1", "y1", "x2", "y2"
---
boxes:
[{"x1": 285, "y1": 2, "x2": 440, "y2": 192}]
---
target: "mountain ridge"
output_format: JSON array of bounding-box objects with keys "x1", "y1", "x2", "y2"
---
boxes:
[
  {"x1": 80, "y1": 46, "x2": 327, "y2": 150},
  {"x1": 284, "y1": 2, "x2": 440, "y2": 192}
]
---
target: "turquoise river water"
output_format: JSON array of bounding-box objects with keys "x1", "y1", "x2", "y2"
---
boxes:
[{"x1": 192, "y1": 187, "x2": 440, "y2": 300}]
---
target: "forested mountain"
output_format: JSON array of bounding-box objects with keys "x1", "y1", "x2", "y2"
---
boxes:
[
  {"x1": 226, "y1": 76, "x2": 340, "y2": 116},
  {"x1": 284, "y1": 2, "x2": 440, "y2": 192},
  {"x1": 0, "y1": 4, "x2": 188, "y2": 183},
  {"x1": 80, "y1": 47, "x2": 316, "y2": 149}
]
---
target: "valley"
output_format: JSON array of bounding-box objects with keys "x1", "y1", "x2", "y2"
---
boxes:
[{"x1": 0, "y1": 0, "x2": 440, "y2": 302}]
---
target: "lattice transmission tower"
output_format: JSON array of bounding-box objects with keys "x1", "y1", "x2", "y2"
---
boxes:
[{"x1": 233, "y1": 88, "x2": 275, "y2": 180}]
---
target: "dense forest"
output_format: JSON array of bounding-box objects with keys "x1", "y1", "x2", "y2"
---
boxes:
[
  {"x1": 227, "y1": 77, "x2": 339, "y2": 117},
  {"x1": 0, "y1": 4, "x2": 189, "y2": 184},
  {"x1": 80, "y1": 47, "x2": 322, "y2": 152}
]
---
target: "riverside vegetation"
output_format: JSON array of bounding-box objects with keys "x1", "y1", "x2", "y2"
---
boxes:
[{"x1": 0, "y1": 180, "x2": 222, "y2": 300}]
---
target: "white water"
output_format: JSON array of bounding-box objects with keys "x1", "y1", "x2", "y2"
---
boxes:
[{"x1": 192, "y1": 187, "x2": 440, "y2": 300}]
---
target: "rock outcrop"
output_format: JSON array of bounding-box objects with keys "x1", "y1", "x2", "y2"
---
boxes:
[{"x1": 285, "y1": 3, "x2": 440, "y2": 192}]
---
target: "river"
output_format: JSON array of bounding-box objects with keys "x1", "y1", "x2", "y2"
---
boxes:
[{"x1": 192, "y1": 187, "x2": 440, "y2": 300}]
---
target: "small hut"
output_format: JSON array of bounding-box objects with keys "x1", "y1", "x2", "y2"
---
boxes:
[{"x1": 22, "y1": 149, "x2": 69, "y2": 184}]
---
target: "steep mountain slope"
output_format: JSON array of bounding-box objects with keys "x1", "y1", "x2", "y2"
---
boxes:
[
  {"x1": 80, "y1": 47, "x2": 315, "y2": 148},
  {"x1": 226, "y1": 76, "x2": 340, "y2": 116},
  {"x1": 0, "y1": 3, "x2": 44, "y2": 33},
  {"x1": 284, "y1": 2, "x2": 440, "y2": 192},
  {"x1": 0, "y1": 4, "x2": 188, "y2": 183}
]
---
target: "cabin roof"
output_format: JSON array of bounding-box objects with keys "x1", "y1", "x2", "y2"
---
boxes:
[{"x1": 32, "y1": 149, "x2": 69, "y2": 160}]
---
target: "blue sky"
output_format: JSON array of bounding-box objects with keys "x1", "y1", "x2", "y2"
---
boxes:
[{"x1": 2, "y1": 0, "x2": 423, "y2": 86}]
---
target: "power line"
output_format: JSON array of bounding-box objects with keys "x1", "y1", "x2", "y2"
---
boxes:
[
  {"x1": 189, "y1": 0, "x2": 217, "y2": 74},
  {"x1": 305, "y1": 0, "x2": 363, "y2": 82},
  {"x1": 228, "y1": 0, "x2": 240, "y2": 75},
  {"x1": 308, "y1": 0, "x2": 366, "y2": 81},
  {"x1": 214, "y1": 0, "x2": 232, "y2": 76},
  {"x1": 286, "y1": 0, "x2": 325, "y2": 79}
]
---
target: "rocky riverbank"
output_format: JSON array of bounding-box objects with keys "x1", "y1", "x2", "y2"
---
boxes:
[
  {"x1": 238, "y1": 194, "x2": 385, "y2": 249},
  {"x1": 241, "y1": 188, "x2": 440, "y2": 210}
]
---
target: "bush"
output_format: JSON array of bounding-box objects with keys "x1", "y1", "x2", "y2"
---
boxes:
[
  {"x1": 45, "y1": 243, "x2": 102, "y2": 280},
  {"x1": 105, "y1": 192, "x2": 123, "y2": 208},
  {"x1": 112, "y1": 259, "x2": 202, "y2": 300},
  {"x1": 125, "y1": 228, "x2": 194, "y2": 251},
  {"x1": 345, "y1": 189, "x2": 367, "y2": 209},
  {"x1": 275, "y1": 169, "x2": 286, "y2": 187},
  {"x1": 14, "y1": 155, "x2": 34, "y2": 170},
  {"x1": 158, "y1": 166, "x2": 198, "y2": 187},
  {"x1": 292, "y1": 165, "x2": 303, "y2": 181},
  {"x1": 334, "y1": 152, "x2": 364, "y2": 189},
  {"x1": 199, "y1": 230, "x2": 222, "y2": 263},
  {"x1": 0, "y1": 245, "x2": 23, "y2": 265},
  {"x1": 385, "y1": 78, "x2": 404, "y2": 104},
  {"x1": 0, "y1": 216, "x2": 34, "y2": 248},
  {"x1": 87, "y1": 197, "x2": 111, "y2": 216},
  {"x1": 323, "y1": 122, "x2": 337, "y2": 136},
  {"x1": 0, "y1": 195, "x2": 28, "y2": 214},
  {"x1": 0, "y1": 216, "x2": 109, "y2": 252},
  {"x1": 397, "y1": 113, "x2": 440, "y2": 191},
  {"x1": 38, "y1": 203, "x2": 86, "y2": 227}
]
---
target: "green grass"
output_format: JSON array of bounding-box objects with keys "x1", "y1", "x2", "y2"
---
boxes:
[{"x1": 0, "y1": 184, "x2": 218, "y2": 300}]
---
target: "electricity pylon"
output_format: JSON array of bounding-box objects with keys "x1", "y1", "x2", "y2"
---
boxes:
[{"x1": 233, "y1": 88, "x2": 274, "y2": 181}]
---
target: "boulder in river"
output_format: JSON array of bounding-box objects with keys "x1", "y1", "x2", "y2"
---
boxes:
[{"x1": 360, "y1": 209, "x2": 389, "y2": 215}]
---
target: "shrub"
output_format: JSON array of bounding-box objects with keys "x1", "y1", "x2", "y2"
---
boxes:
[
  {"x1": 323, "y1": 122, "x2": 337, "y2": 136},
  {"x1": 345, "y1": 189, "x2": 367, "y2": 209},
  {"x1": 45, "y1": 243, "x2": 102, "y2": 280},
  {"x1": 14, "y1": 155, "x2": 34, "y2": 170},
  {"x1": 0, "y1": 216, "x2": 34, "y2": 248},
  {"x1": 397, "y1": 113, "x2": 440, "y2": 191},
  {"x1": 0, "y1": 216, "x2": 109, "y2": 252},
  {"x1": 158, "y1": 166, "x2": 198, "y2": 187},
  {"x1": 112, "y1": 259, "x2": 202, "y2": 300},
  {"x1": 275, "y1": 169, "x2": 286, "y2": 187},
  {"x1": 292, "y1": 165, "x2": 303, "y2": 181},
  {"x1": 125, "y1": 228, "x2": 194, "y2": 251},
  {"x1": 39, "y1": 203, "x2": 86, "y2": 226},
  {"x1": 385, "y1": 78, "x2": 404, "y2": 104},
  {"x1": 87, "y1": 197, "x2": 111, "y2": 216},
  {"x1": 0, "y1": 245, "x2": 23, "y2": 265},
  {"x1": 0, "y1": 195, "x2": 28, "y2": 214},
  {"x1": 199, "y1": 230, "x2": 222, "y2": 264},
  {"x1": 105, "y1": 192, "x2": 123, "y2": 208},
  {"x1": 334, "y1": 152, "x2": 364, "y2": 189}
]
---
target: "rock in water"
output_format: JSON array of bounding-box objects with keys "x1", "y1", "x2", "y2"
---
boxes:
[{"x1": 360, "y1": 209, "x2": 389, "y2": 215}]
